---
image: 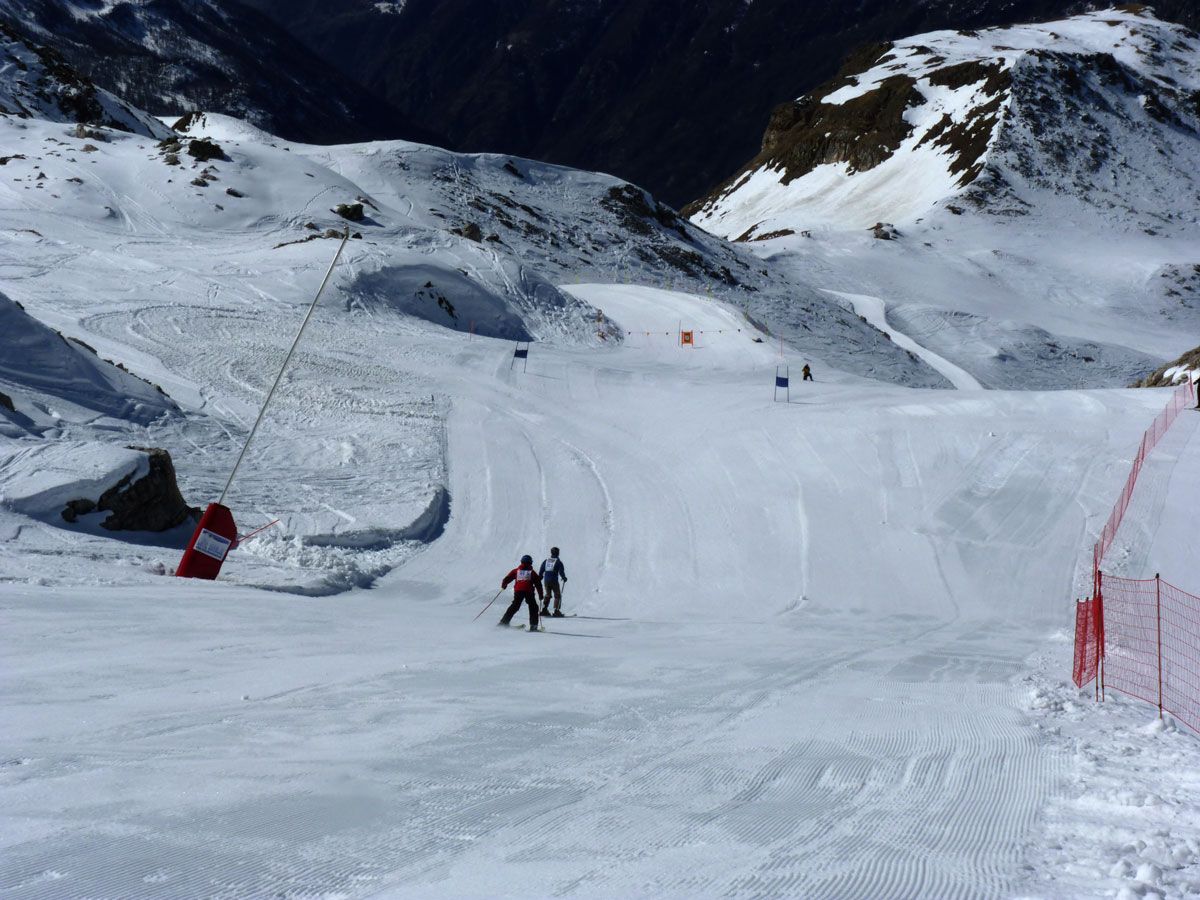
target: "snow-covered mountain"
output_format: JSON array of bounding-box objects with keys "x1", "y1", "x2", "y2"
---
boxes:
[
  {"x1": 0, "y1": 0, "x2": 439, "y2": 147},
  {"x1": 237, "y1": 0, "x2": 1200, "y2": 207},
  {"x1": 688, "y1": 7, "x2": 1200, "y2": 236},
  {"x1": 162, "y1": 111, "x2": 933, "y2": 384},
  {"x1": 687, "y1": 8, "x2": 1200, "y2": 389},
  {"x1": 0, "y1": 20, "x2": 170, "y2": 138}
]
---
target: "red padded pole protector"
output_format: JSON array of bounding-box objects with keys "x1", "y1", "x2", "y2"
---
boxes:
[{"x1": 176, "y1": 503, "x2": 237, "y2": 580}]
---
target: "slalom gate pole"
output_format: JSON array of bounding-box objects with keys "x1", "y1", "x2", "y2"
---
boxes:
[
  {"x1": 473, "y1": 588, "x2": 506, "y2": 621},
  {"x1": 217, "y1": 229, "x2": 349, "y2": 507}
]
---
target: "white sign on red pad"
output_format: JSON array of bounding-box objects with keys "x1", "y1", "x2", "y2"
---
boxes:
[{"x1": 193, "y1": 528, "x2": 232, "y2": 561}]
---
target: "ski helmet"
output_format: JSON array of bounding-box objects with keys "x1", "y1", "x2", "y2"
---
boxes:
[
  {"x1": 550, "y1": 547, "x2": 559, "y2": 556},
  {"x1": 520, "y1": 554, "x2": 533, "y2": 565}
]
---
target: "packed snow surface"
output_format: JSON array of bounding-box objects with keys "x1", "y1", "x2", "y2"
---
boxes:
[{"x1": 3, "y1": 278, "x2": 1200, "y2": 897}]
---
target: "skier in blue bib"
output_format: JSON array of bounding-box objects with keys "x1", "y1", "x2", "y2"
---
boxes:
[{"x1": 538, "y1": 547, "x2": 568, "y2": 617}]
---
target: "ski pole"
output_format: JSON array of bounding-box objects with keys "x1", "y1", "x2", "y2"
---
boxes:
[{"x1": 473, "y1": 588, "x2": 505, "y2": 621}]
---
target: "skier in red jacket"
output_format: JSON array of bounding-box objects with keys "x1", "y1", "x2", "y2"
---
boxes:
[{"x1": 499, "y1": 554, "x2": 544, "y2": 631}]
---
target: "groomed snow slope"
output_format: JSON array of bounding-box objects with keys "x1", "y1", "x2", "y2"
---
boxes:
[{"x1": 4, "y1": 284, "x2": 1199, "y2": 899}]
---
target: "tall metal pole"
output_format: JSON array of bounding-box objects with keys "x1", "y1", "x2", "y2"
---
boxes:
[{"x1": 218, "y1": 230, "x2": 350, "y2": 506}]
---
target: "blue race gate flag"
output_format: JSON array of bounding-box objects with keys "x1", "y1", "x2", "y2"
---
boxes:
[
  {"x1": 511, "y1": 341, "x2": 530, "y2": 372},
  {"x1": 775, "y1": 374, "x2": 789, "y2": 388},
  {"x1": 774, "y1": 366, "x2": 789, "y2": 402}
]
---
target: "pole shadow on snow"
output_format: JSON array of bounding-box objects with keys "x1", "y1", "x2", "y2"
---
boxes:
[{"x1": 542, "y1": 630, "x2": 612, "y2": 639}]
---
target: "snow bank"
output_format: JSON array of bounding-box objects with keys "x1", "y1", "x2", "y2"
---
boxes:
[
  {"x1": 0, "y1": 293, "x2": 179, "y2": 427},
  {"x1": 0, "y1": 441, "x2": 146, "y2": 519}
]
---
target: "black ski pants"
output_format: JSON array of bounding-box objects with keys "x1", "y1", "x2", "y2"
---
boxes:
[{"x1": 501, "y1": 589, "x2": 540, "y2": 630}]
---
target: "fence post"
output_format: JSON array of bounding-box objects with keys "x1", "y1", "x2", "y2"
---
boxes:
[
  {"x1": 1156, "y1": 572, "x2": 1163, "y2": 720},
  {"x1": 1096, "y1": 570, "x2": 1105, "y2": 702}
]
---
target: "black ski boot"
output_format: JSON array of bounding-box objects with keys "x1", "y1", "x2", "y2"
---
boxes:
[{"x1": 552, "y1": 609, "x2": 565, "y2": 618}]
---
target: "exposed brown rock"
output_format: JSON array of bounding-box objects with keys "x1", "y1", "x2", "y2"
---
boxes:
[
  {"x1": 171, "y1": 111, "x2": 202, "y2": 131},
  {"x1": 601, "y1": 184, "x2": 690, "y2": 240},
  {"x1": 684, "y1": 43, "x2": 926, "y2": 218},
  {"x1": 1132, "y1": 345, "x2": 1200, "y2": 387},
  {"x1": 452, "y1": 221, "x2": 483, "y2": 241},
  {"x1": 751, "y1": 228, "x2": 796, "y2": 242},
  {"x1": 186, "y1": 137, "x2": 226, "y2": 162},
  {"x1": 61, "y1": 447, "x2": 199, "y2": 532}
]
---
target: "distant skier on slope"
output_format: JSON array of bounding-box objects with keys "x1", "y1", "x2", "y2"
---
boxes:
[
  {"x1": 499, "y1": 554, "x2": 544, "y2": 631},
  {"x1": 539, "y1": 547, "x2": 568, "y2": 618},
  {"x1": 802, "y1": 363, "x2": 813, "y2": 382}
]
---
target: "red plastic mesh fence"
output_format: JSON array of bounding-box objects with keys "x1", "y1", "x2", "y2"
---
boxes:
[
  {"x1": 1072, "y1": 597, "x2": 1100, "y2": 689},
  {"x1": 1073, "y1": 378, "x2": 1197, "y2": 707},
  {"x1": 1098, "y1": 573, "x2": 1200, "y2": 734},
  {"x1": 1160, "y1": 578, "x2": 1200, "y2": 733},
  {"x1": 1092, "y1": 380, "x2": 1196, "y2": 587},
  {"x1": 1097, "y1": 575, "x2": 1158, "y2": 705}
]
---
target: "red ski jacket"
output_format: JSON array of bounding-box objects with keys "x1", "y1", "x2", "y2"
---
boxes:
[{"x1": 502, "y1": 566, "x2": 544, "y2": 599}]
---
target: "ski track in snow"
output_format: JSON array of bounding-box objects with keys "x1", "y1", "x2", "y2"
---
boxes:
[
  {"x1": 3, "y1": 279, "x2": 1197, "y2": 897},
  {"x1": 825, "y1": 290, "x2": 983, "y2": 391}
]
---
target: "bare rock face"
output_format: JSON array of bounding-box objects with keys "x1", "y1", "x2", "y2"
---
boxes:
[
  {"x1": 1132, "y1": 346, "x2": 1200, "y2": 388},
  {"x1": 765, "y1": 74, "x2": 922, "y2": 182},
  {"x1": 62, "y1": 447, "x2": 200, "y2": 532}
]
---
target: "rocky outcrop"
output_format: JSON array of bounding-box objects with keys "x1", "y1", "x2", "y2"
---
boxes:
[
  {"x1": 0, "y1": 21, "x2": 171, "y2": 138},
  {"x1": 334, "y1": 202, "x2": 365, "y2": 222},
  {"x1": 1132, "y1": 346, "x2": 1200, "y2": 388},
  {"x1": 686, "y1": 8, "x2": 1200, "y2": 237},
  {"x1": 62, "y1": 447, "x2": 199, "y2": 532},
  {"x1": 683, "y1": 45, "x2": 1012, "y2": 220},
  {"x1": 186, "y1": 137, "x2": 226, "y2": 162}
]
